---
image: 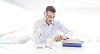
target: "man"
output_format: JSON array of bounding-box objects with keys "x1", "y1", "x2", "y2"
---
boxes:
[{"x1": 33, "y1": 6, "x2": 73, "y2": 44}]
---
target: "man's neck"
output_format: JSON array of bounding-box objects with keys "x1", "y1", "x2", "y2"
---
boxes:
[{"x1": 46, "y1": 21, "x2": 50, "y2": 26}]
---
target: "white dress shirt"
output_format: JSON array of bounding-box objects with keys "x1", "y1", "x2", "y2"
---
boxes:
[{"x1": 32, "y1": 20, "x2": 74, "y2": 44}]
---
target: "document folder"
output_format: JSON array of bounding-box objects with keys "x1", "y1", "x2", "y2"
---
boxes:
[
  {"x1": 62, "y1": 43, "x2": 82, "y2": 47},
  {"x1": 62, "y1": 39, "x2": 83, "y2": 47}
]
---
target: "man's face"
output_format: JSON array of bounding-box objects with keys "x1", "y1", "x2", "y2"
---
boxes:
[{"x1": 44, "y1": 11, "x2": 55, "y2": 25}]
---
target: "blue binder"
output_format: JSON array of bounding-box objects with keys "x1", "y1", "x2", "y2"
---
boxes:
[{"x1": 62, "y1": 43, "x2": 82, "y2": 47}]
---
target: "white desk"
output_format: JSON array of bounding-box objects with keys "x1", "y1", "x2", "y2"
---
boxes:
[{"x1": 0, "y1": 40, "x2": 100, "y2": 54}]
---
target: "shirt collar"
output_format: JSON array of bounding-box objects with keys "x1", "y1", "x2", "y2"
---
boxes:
[{"x1": 43, "y1": 20, "x2": 55, "y2": 25}]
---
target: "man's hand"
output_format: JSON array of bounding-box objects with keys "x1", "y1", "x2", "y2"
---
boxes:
[
  {"x1": 38, "y1": 18, "x2": 46, "y2": 29},
  {"x1": 54, "y1": 35, "x2": 65, "y2": 42}
]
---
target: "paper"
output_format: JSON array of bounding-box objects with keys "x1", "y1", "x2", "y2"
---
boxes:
[{"x1": 62, "y1": 39, "x2": 83, "y2": 44}]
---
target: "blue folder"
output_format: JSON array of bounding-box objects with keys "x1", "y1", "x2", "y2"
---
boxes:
[{"x1": 62, "y1": 43, "x2": 82, "y2": 47}]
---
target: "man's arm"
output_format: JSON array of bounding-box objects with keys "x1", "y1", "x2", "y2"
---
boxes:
[
  {"x1": 54, "y1": 21, "x2": 74, "y2": 42},
  {"x1": 59, "y1": 21, "x2": 74, "y2": 39},
  {"x1": 32, "y1": 20, "x2": 42, "y2": 44}
]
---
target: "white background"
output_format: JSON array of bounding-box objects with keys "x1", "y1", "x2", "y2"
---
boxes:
[{"x1": 0, "y1": 0, "x2": 100, "y2": 43}]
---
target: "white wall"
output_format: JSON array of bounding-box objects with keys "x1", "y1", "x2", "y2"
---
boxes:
[
  {"x1": 0, "y1": 1, "x2": 34, "y2": 43},
  {"x1": 4, "y1": 0, "x2": 55, "y2": 10}
]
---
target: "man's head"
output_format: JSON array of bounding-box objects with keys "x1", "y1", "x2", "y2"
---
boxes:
[{"x1": 44, "y1": 6, "x2": 56, "y2": 25}]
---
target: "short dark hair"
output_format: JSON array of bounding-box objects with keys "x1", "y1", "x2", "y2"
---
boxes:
[{"x1": 46, "y1": 6, "x2": 56, "y2": 13}]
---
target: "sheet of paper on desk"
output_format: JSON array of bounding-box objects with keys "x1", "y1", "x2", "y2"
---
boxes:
[{"x1": 62, "y1": 39, "x2": 83, "y2": 44}]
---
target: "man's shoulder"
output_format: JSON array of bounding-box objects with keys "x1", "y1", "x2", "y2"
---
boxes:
[
  {"x1": 54, "y1": 20, "x2": 61, "y2": 24},
  {"x1": 34, "y1": 20, "x2": 42, "y2": 24},
  {"x1": 55, "y1": 20, "x2": 60, "y2": 22}
]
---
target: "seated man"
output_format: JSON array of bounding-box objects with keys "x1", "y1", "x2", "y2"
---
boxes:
[{"x1": 33, "y1": 6, "x2": 73, "y2": 45}]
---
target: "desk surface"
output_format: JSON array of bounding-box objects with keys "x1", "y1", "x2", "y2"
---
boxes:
[{"x1": 0, "y1": 40, "x2": 100, "y2": 54}]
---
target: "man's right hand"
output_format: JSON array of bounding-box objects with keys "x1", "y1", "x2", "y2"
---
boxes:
[
  {"x1": 54, "y1": 35, "x2": 65, "y2": 42},
  {"x1": 38, "y1": 18, "x2": 46, "y2": 29}
]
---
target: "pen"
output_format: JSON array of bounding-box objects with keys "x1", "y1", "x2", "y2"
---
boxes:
[{"x1": 45, "y1": 46, "x2": 52, "y2": 49}]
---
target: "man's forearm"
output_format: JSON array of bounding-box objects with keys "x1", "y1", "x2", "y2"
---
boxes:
[{"x1": 33, "y1": 27, "x2": 42, "y2": 44}]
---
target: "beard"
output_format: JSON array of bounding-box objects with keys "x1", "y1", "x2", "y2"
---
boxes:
[
  {"x1": 48, "y1": 20, "x2": 52, "y2": 24},
  {"x1": 46, "y1": 20, "x2": 52, "y2": 25}
]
